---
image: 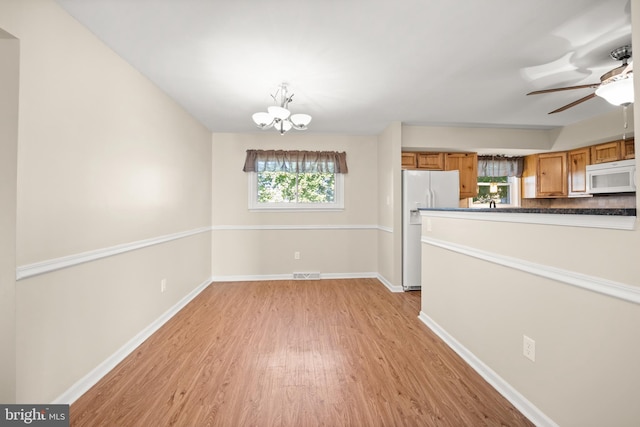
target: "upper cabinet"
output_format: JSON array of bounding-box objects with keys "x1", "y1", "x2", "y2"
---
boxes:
[
  {"x1": 444, "y1": 153, "x2": 478, "y2": 198},
  {"x1": 401, "y1": 152, "x2": 417, "y2": 169},
  {"x1": 568, "y1": 147, "x2": 590, "y2": 197},
  {"x1": 591, "y1": 138, "x2": 635, "y2": 163},
  {"x1": 591, "y1": 141, "x2": 621, "y2": 164},
  {"x1": 522, "y1": 152, "x2": 568, "y2": 198},
  {"x1": 417, "y1": 152, "x2": 445, "y2": 170},
  {"x1": 622, "y1": 138, "x2": 635, "y2": 160},
  {"x1": 401, "y1": 151, "x2": 477, "y2": 199}
]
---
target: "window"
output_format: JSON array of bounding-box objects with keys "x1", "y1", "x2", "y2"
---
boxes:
[
  {"x1": 472, "y1": 156, "x2": 524, "y2": 209},
  {"x1": 243, "y1": 150, "x2": 347, "y2": 211},
  {"x1": 472, "y1": 176, "x2": 520, "y2": 208}
]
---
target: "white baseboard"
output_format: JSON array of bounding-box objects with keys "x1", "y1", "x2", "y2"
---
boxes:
[
  {"x1": 418, "y1": 311, "x2": 558, "y2": 427},
  {"x1": 52, "y1": 276, "x2": 213, "y2": 405},
  {"x1": 211, "y1": 272, "x2": 381, "y2": 283},
  {"x1": 376, "y1": 273, "x2": 403, "y2": 292}
]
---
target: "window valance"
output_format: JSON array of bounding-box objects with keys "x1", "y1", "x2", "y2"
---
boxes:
[
  {"x1": 477, "y1": 155, "x2": 524, "y2": 178},
  {"x1": 243, "y1": 150, "x2": 349, "y2": 174}
]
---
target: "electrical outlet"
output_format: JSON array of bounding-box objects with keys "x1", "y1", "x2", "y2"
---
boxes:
[
  {"x1": 294, "y1": 251, "x2": 301, "y2": 260},
  {"x1": 160, "y1": 279, "x2": 167, "y2": 293},
  {"x1": 523, "y1": 335, "x2": 535, "y2": 362}
]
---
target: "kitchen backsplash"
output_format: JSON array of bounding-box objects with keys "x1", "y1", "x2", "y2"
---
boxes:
[{"x1": 521, "y1": 194, "x2": 636, "y2": 209}]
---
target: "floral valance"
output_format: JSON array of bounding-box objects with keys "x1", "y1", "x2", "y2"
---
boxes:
[
  {"x1": 242, "y1": 150, "x2": 349, "y2": 174},
  {"x1": 477, "y1": 155, "x2": 524, "y2": 178}
]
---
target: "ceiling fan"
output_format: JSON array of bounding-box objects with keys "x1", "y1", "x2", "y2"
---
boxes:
[{"x1": 527, "y1": 45, "x2": 634, "y2": 114}]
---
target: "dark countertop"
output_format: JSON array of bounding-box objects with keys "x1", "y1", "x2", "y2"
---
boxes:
[{"x1": 418, "y1": 207, "x2": 637, "y2": 216}]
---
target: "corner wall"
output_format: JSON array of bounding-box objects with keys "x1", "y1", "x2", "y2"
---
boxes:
[
  {"x1": 1, "y1": 0, "x2": 212, "y2": 403},
  {"x1": 376, "y1": 122, "x2": 402, "y2": 289}
]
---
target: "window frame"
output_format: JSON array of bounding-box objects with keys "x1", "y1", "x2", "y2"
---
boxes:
[
  {"x1": 248, "y1": 171, "x2": 345, "y2": 211},
  {"x1": 469, "y1": 176, "x2": 521, "y2": 208}
]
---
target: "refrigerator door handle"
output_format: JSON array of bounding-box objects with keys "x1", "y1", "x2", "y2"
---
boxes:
[{"x1": 430, "y1": 189, "x2": 436, "y2": 208}]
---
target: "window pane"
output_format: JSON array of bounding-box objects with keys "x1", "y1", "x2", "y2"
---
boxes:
[
  {"x1": 297, "y1": 172, "x2": 335, "y2": 203},
  {"x1": 257, "y1": 171, "x2": 297, "y2": 203}
]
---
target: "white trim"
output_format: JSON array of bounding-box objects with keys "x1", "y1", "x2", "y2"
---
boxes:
[
  {"x1": 376, "y1": 273, "x2": 403, "y2": 293},
  {"x1": 52, "y1": 276, "x2": 212, "y2": 405},
  {"x1": 422, "y1": 236, "x2": 640, "y2": 305},
  {"x1": 420, "y1": 210, "x2": 636, "y2": 230},
  {"x1": 211, "y1": 272, "x2": 380, "y2": 282},
  {"x1": 378, "y1": 225, "x2": 393, "y2": 233},
  {"x1": 212, "y1": 224, "x2": 379, "y2": 231},
  {"x1": 16, "y1": 226, "x2": 212, "y2": 281},
  {"x1": 418, "y1": 312, "x2": 558, "y2": 427}
]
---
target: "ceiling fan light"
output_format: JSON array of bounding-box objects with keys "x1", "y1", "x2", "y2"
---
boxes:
[
  {"x1": 268, "y1": 105, "x2": 291, "y2": 120},
  {"x1": 595, "y1": 76, "x2": 634, "y2": 106},
  {"x1": 252, "y1": 112, "x2": 274, "y2": 128},
  {"x1": 290, "y1": 113, "x2": 312, "y2": 129}
]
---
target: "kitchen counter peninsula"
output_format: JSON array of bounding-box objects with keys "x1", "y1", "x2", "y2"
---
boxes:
[{"x1": 418, "y1": 207, "x2": 637, "y2": 230}]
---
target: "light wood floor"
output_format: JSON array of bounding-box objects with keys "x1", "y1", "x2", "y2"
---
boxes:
[{"x1": 71, "y1": 279, "x2": 533, "y2": 426}]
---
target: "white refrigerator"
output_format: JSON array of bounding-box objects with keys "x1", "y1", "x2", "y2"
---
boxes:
[{"x1": 402, "y1": 169, "x2": 460, "y2": 291}]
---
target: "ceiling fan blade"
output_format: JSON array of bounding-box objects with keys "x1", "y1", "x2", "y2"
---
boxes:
[
  {"x1": 548, "y1": 93, "x2": 597, "y2": 114},
  {"x1": 527, "y1": 84, "x2": 600, "y2": 95}
]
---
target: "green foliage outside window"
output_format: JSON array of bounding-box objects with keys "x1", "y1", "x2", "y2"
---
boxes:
[{"x1": 257, "y1": 171, "x2": 335, "y2": 203}]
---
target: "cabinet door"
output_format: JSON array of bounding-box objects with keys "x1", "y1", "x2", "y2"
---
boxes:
[
  {"x1": 401, "y1": 152, "x2": 417, "y2": 169},
  {"x1": 537, "y1": 152, "x2": 567, "y2": 197},
  {"x1": 521, "y1": 155, "x2": 537, "y2": 199},
  {"x1": 591, "y1": 141, "x2": 621, "y2": 164},
  {"x1": 568, "y1": 147, "x2": 590, "y2": 197},
  {"x1": 417, "y1": 153, "x2": 444, "y2": 170},
  {"x1": 445, "y1": 153, "x2": 478, "y2": 198},
  {"x1": 622, "y1": 138, "x2": 635, "y2": 159}
]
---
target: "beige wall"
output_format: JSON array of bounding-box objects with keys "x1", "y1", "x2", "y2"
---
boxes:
[
  {"x1": 402, "y1": 125, "x2": 554, "y2": 154},
  {"x1": 211, "y1": 132, "x2": 377, "y2": 278},
  {"x1": 421, "y1": 216, "x2": 640, "y2": 426},
  {"x1": 0, "y1": 33, "x2": 19, "y2": 403},
  {"x1": 549, "y1": 106, "x2": 635, "y2": 151},
  {"x1": 1, "y1": 0, "x2": 212, "y2": 403}
]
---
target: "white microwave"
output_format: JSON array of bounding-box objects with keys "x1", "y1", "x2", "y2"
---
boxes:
[{"x1": 586, "y1": 159, "x2": 636, "y2": 194}]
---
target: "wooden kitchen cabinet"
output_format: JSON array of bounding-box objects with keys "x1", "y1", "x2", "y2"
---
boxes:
[
  {"x1": 621, "y1": 138, "x2": 635, "y2": 159},
  {"x1": 538, "y1": 152, "x2": 568, "y2": 197},
  {"x1": 568, "y1": 147, "x2": 590, "y2": 197},
  {"x1": 591, "y1": 141, "x2": 621, "y2": 164},
  {"x1": 522, "y1": 152, "x2": 568, "y2": 198},
  {"x1": 417, "y1": 152, "x2": 445, "y2": 170},
  {"x1": 444, "y1": 153, "x2": 478, "y2": 198},
  {"x1": 401, "y1": 152, "x2": 417, "y2": 169}
]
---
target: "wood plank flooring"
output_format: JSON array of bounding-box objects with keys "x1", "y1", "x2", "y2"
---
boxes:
[{"x1": 71, "y1": 279, "x2": 533, "y2": 426}]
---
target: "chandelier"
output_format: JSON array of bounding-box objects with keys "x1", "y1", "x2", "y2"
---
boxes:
[{"x1": 252, "y1": 83, "x2": 312, "y2": 134}]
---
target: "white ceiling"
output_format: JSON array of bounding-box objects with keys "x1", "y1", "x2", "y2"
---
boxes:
[{"x1": 54, "y1": 0, "x2": 632, "y2": 135}]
